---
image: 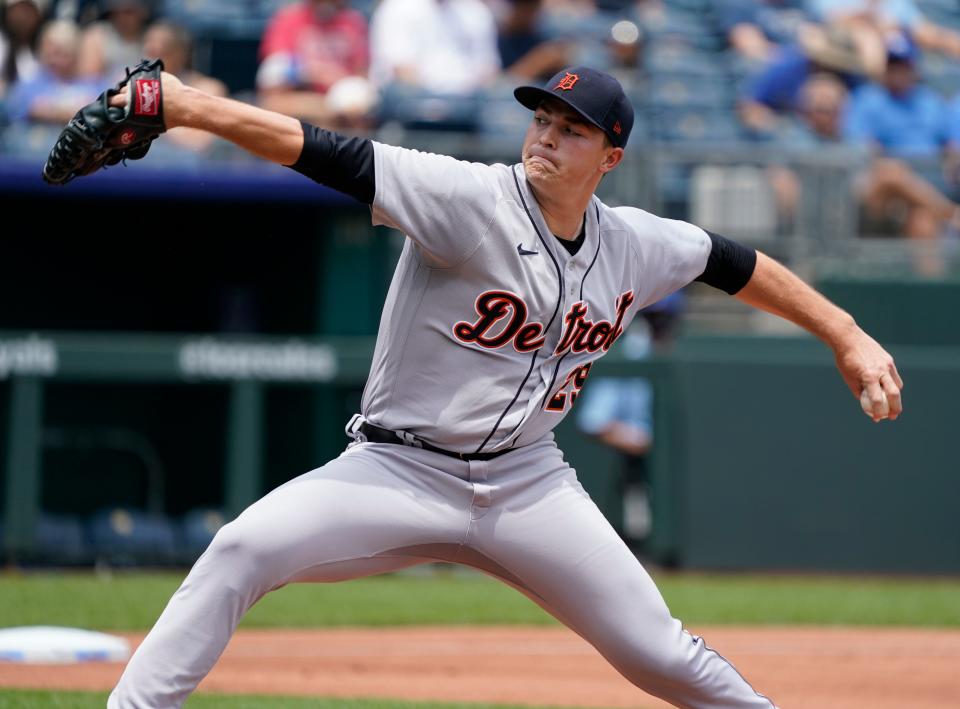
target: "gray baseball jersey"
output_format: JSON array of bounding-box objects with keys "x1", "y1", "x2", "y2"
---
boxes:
[{"x1": 364, "y1": 143, "x2": 710, "y2": 453}]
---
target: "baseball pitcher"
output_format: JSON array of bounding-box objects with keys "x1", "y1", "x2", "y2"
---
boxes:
[{"x1": 43, "y1": 60, "x2": 903, "y2": 709}]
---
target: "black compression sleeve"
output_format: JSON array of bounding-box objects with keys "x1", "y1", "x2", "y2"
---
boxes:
[
  {"x1": 287, "y1": 120, "x2": 375, "y2": 205},
  {"x1": 694, "y1": 230, "x2": 757, "y2": 295}
]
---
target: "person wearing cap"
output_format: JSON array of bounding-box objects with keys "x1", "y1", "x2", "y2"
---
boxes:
[
  {"x1": 0, "y1": 0, "x2": 47, "y2": 97},
  {"x1": 844, "y1": 33, "x2": 947, "y2": 158},
  {"x1": 105, "y1": 65, "x2": 902, "y2": 709},
  {"x1": 843, "y1": 32, "x2": 960, "y2": 256}
]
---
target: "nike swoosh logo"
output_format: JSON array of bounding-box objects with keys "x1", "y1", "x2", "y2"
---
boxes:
[{"x1": 517, "y1": 243, "x2": 539, "y2": 256}]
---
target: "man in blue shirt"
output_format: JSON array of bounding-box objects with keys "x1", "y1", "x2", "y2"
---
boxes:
[
  {"x1": 844, "y1": 33, "x2": 948, "y2": 157},
  {"x1": 739, "y1": 24, "x2": 865, "y2": 137},
  {"x1": 844, "y1": 34, "x2": 960, "y2": 247}
]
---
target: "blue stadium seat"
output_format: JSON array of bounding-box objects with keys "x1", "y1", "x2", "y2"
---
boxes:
[
  {"x1": 641, "y1": 6, "x2": 724, "y2": 52},
  {"x1": 87, "y1": 508, "x2": 179, "y2": 565},
  {"x1": 378, "y1": 85, "x2": 483, "y2": 133},
  {"x1": 36, "y1": 513, "x2": 89, "y2": 562},
  {"x1": 0, "y1": 514, "x2": 88, "y2": 563},
  {"x1": 661, "y1": 0, "x2": 712, "y2": 12},
  {"x1": 164, "y1": 0, "x2": 267, "y2": 37},
  {"x1": 479, "y1": 95, "x2": 533, "y2": 142},
  {"x1": 920, "y1": 54, "x2": 960, "y2": 97},
  {"x1": 646, "y1": 74, "x2": 736, "y2": 110},
  {"x1": 644, "y1": 42, "x2": 732, "y2": 78},
  {"x1": 179, "y1": 507, "x2": 226, "y2": 561},
  {"x1": 541, "y1": 10, "x2": 622, "y2": 43},
  {"x1": 0, "y1": 124, "x2": 62, "y2": 161},
  {"x1": 648, "y1": 106, "x2": 744, "y2": 144},
  {"x1": 916, "y1": 0, "x2": 960, "y2": 32},
  {"x1": 345, "y1": 0, "x2": 377, "y2": 20}
]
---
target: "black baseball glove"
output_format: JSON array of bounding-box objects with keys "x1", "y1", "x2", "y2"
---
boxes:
[{"x1": 42, "y1": 58, "x2": 167, "y2": 185}]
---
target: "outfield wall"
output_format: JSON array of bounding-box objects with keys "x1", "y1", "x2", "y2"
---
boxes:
[
  {"x1": 557, "y1": 337, "x2": 960, "y2": 573},
  {"x1": 2, "y1": 332, "x2": 957, "y2": 573}
]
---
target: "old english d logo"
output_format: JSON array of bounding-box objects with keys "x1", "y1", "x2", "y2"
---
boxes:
[{"x1": 555, "y1": 72, "x2": 579, "y2": 91}]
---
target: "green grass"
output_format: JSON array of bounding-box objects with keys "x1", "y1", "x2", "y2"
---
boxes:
[
  {"x1": 0, "y1": 690, "x2": 563, "y2": 709},
  {"x1": 1, "y1": 569, "x2": 959, "y2": 630}
]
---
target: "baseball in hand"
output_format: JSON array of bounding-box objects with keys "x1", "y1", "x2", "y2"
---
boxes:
[{"x1": 860, "y1": 388, "x2": 888, "y2": 421}]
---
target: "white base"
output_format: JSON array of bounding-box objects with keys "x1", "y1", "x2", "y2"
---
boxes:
[{"x1": 0, "y1": 626, "x2": 130, "y2": 663}]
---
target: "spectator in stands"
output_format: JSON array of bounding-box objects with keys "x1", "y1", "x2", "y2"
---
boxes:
[
  {"x1": 0, "y1": 0, "x2": 46, "y2": 98},
  {"x1": 142, "y1": 20, "x2": 226, "y2": 152},
  {"x1": 497, "y1": 0, "x2": 572, "y2": 82},
  {"x1": 256, "y1": 0, "x2": 373, "y2": 128},
  {"x1": 717, "y1": 0, "x2": 810, "y2": 65},
  {"x1": 5, "y1": 18, "x2": 99, "y2": 123},
  {"x1": 766, "y1": 72, "x2": 853, "y2": 223},
  {"x1": 843, "y1": 33, "x2": 960, "y2": 248},
  {"x1": 77, "y1": 0, "x2": 149, "y2": 81},
  {"x1": 808, "y1": 0, "x2": 960, "y2": 80},
  {"x1": 738, "y1": 23, "x2": 866, "y2": 137},
  {"x1": 370, "y1": 0, "x2": 500, "y2": 96},
  {"x1": 768, "y1": 64, "x2": 960, "y2": 267},
  {"x1": 844, "y1": 32, "x2": 947, "y2": 159}
]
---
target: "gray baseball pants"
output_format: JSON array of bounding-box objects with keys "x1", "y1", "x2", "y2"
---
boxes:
[{"x1": 108, "y1": 437, "x2": 775, "y2": 708}]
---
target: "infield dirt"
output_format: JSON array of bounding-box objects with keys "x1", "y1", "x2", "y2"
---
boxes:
[{"x1": 0, "y1": 626, "x2": 957, "y2": 708}]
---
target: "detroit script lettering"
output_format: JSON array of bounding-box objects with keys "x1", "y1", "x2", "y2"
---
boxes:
[{"x1": 453, "y1": 290, "x2": 635, "y2": 354}]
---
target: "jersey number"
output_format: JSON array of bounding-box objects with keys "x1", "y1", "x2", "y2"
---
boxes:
[{"x1": 545, "y1": 363, "x2": 592, "y2": 413}]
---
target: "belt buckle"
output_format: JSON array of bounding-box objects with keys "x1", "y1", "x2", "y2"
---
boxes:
[
  {"x1": 345, "y1": 413, "x2": 367, "y2": 443},
  {"x1": 396, "y1": 429, "x2": 423, "y2": 449}
]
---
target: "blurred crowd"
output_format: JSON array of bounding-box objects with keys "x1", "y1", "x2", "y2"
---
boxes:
[{"x1": 5, "y1": 0, "x2": 960, "y2": 245}]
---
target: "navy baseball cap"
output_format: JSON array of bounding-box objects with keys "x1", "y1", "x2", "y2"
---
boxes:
[
  {"x1": 514, "y1": 67, "x2": 634, "y2": 148},
  {"x1": 886, "y1": 32, "x2": 919, "y2": 64}
]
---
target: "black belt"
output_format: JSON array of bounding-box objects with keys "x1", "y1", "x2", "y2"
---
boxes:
[{"x1": 358, "y1": 422, "x2": 514, "y2": 462}]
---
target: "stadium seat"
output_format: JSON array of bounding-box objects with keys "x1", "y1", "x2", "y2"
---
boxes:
[
  {"x1": 919, "y1": 54, "x2": 960, "y2": 97},
  {"x1": 648, "y1": 107, "x2": 744, "y2": 144},
  {"x1": 378, "y1": 85, "x2": 483, "y2": 133},
  {"x1": 179, "y1": 507, "x2": 227, "y2": 561},
  {"x1": 0, "y1": 124, "x2": 62, "y2": 161},
  {"x1": 36, "y1": 513, "x2": 89, "y2": 563},
  {"x1": 0, "y1": 513, "x2": 88, "y2": 563},
  {"x1": 646, "y1": 74, "x2": 735, "y2": 110},
  {"x1": 164, "y1": 0, "x2": 267, "y2": 37},
  {"x1": 87, "y1": 508, "x2": 179, "y2": 565},
  {"x1": 644, "y1": 42, "x2": 732, "y2": 78},
  {"x1": 641, "y1": 6, "x2": 724, "y2": 52},
  {"x1": 541, "y1": 10, "x2": 622, "y2": 43},
  {"x1": 660, "y1": 0, "x2": 711, "y2": 12}
]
